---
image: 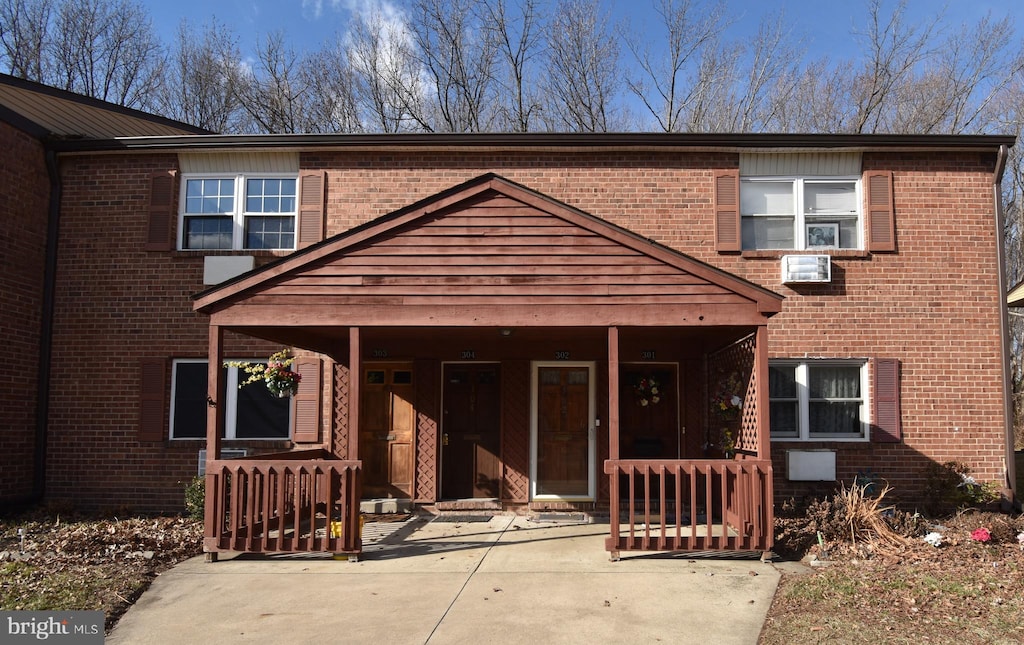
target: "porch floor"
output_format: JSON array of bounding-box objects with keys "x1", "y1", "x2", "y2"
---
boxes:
[{"x1": 110, "y1": 515, "x2": 781, "y2": 645}]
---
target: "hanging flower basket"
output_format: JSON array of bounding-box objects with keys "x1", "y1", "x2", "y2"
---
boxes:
[{"x1": 225, "y1": 349, "x2": 302, "y2": 398}]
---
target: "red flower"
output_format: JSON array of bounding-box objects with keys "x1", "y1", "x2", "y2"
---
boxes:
[{"x1": 970, "y1": 527, "x2": 991, "y2": 543}]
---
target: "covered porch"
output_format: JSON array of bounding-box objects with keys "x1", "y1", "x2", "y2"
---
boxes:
[{"x1": 193, "y1": 174, "x2": 782, "y2": 559}]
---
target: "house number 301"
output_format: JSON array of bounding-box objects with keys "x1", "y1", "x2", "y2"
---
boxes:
[
  {"x1": 641, "y1": 350, "x2": 656, "y2": 360},
  {"x1": 554, "y1": 351, "x2": 570, "y2": 360}
]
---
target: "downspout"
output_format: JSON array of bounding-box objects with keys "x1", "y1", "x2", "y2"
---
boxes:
[
  {"x1": 993, "y1": 143, "x2": 1016, "y2": 507},
  {"x1": 32, "y1": 146, "x2": 61, "y2": 504}
]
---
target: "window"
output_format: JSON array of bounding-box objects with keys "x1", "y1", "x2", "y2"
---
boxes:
[
  {"x1": 180, "y1": 175, "x2": 297, "y2": 250},
  {"x1": 769, "y1": 360, "x2": 868, "y2": 440},
  {"x1": 170, "y1": 360, "x2": 291, "y2": 440},
  {"x1": 741, "y1": 178, "x2": 860, "y2": 250}
]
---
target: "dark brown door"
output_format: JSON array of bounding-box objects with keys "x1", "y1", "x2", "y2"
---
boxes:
[
  {"x1": 536, "y1": 365, "x2": 591, "y2": 497},
  {"x1": 619, "y1": 365, "x2": 679, "y2": 458},
  {"x1": 360, "y1": 364, "x2": 415, "y2": 498},
  {"x1": 441, "y1": 364, "x2": 501, "y2": 499}
]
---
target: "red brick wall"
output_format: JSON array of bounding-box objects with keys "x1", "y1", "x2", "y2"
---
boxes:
[
  {"x1": 46, "y1": 148, "x2": 1007, "y2": 511},
  {"x1": 0, "y1": 122, "x2": 48, "y2": 504},
  {"x1": 47, "y1": 154, "x2": 288, "y2": 512}
]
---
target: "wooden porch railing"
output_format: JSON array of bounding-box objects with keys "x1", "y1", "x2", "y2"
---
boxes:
[
  {"x1": 204, "y1": 450, "x2": 362, "y2": 557},
  {"x1": 605, "y1": 459, "x2": 773, "y2": 559}
]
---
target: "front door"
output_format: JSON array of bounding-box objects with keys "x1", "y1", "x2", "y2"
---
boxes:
[
  {"x1": 532, "y1": 362, "x2": 595, "y2": 499},
  {"x1": 441, "y1": 364, "x2": 501, "y2": 499},
  {"x1": 360, "y1": 363, "x2": 415, "y2": 498}
]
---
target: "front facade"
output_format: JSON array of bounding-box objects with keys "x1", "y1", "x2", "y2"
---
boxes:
[{"x1": 1, "y1": 78, "x2": 1016, "y2": 555}]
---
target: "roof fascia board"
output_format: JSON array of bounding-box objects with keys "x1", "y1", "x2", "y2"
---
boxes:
[{"x1": 50, "y1": 132, "x2": 1017, "y2": 154}]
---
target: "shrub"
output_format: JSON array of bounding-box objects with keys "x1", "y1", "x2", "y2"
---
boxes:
[
  {"x1": 922, "y1": 461, "x2": 999, "y2": 516},
  {"x1": 183, "y1": 476, "x2": 205, "y2": 520}
]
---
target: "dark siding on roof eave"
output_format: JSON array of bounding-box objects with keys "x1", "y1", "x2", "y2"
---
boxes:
[{"x1": 47, "y1": 132, "x2": 1017, "y2": 153}]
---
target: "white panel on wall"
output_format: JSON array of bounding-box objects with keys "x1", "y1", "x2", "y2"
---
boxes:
[
  {"x1": 203, "y1": 256, "x2": 255, "y2": 285},
  {"x1": 179, "y1": 152, "x2": 299, "y2": 174},
  {"x1": 786, "y1": 450, "x2": 837, "y2": 481},
  {"x1": 740, "y1": 152, "x2": 861, "y2": 176}
]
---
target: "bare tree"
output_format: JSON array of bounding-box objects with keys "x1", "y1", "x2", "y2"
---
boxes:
[
  {"x1": 48, "y1": 0, "x2": 163, "y2": 107},
  {"x1": 347, "y1": 6, "x2": 427, "y2": 133},
  {"x1": 299, "y1": 44, "x2": 364, "y2": 134},
  {"x1": 233, "y1": 31, "x2": 312, "y2": 134},
  {"x1": 845, "y1": 0, "x2": 941, "y2": 133},
  {"x1": 0, "y1": 0, "x2": 53, "y2": 80},
  {"x1": 480, "y1": 0, "x2": 544, "y2": 132},
  {"x1": 408, "y1": 0, "x2": 499, "y2": 132},
  {"x1": 153, "y1": 18, "x2": 245, "y2": 133},
  {"x1": 541, "y1": 0, "x2": 624, "y2": 132},
  {"x1": 622, "y1": 0, "x2": 729, "y2": 132}
]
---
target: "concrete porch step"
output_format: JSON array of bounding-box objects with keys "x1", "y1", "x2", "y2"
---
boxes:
[
  {"x1": 360, "y1": 498, "x2": 413, "y2": 514},
  {"x1": 435, "y1": 498, "x2": 502, "y2": 511}
]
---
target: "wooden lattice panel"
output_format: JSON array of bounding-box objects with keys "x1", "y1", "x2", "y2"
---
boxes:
[
  {"x1": 707, "y1": 333, "x2": 756, "y2": 455},
  {"x1": 415, "y1": 360, "x2": 438, "y2": 503},
  {"x1": 331, "y1": 363, "x2": 350, "y2": 459},
  {"x1": 502, "y1": 360, "x2": 530, "y2": 502}
]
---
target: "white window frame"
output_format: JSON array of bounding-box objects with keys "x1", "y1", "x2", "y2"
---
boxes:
[
  {"x1": 741, "y1": 176, "x2": 862, "y2": 251},
  {"x1": 769, "y1": 359, "x2": 869, "y2": 442},
  {"x1": 178, "y1": 173, "x2": 298, "y2": 251},
  {"x1": 169, "y1": 359, "x2": 292, "y2": 440}
]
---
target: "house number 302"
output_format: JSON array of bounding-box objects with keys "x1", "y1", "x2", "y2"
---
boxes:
[{"x1": 554, "y1": 351, "x2": 570, "y2": 360}]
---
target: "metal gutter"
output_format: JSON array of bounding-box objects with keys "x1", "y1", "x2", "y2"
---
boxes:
[
  {"x1": 48, "y1": 131, "x2": 1018, "y2": 154},
  {"x1": 993, "y1": 143, "x2": 1017, "y2": 506},
  {"x1": 32, "y1": 147, "x2": 62, "y2": 504}
]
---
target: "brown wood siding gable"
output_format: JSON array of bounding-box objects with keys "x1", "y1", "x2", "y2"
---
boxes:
[
  {"x1": 262, "y1": 192, "x2": 743, "y2": 307},
  {"x1": 297, "y1": 170, "x2": 326, "y2": 249},
  {"x1": 866, "y1": 170, "x2": 896, "y2": 252},
  {"x1": 145, "y1": 170, "x2": 176, "y2": 251},
  {"x1": 139, "y1": 358, "x2": 167, "y2": 441},
  {"x1": 292, "y1": 358, "x2": 322, "y2": 443},
  {"x1": 714, "y1": 170, "x2": 741, "y2": 252},
  {"x1": 871, "y1": 358, "x2": 901, "y2": 443}
]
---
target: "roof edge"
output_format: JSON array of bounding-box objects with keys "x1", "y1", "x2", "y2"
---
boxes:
[{"x1": 53, "y1": 131, "x2": 1017, "y2": 153}]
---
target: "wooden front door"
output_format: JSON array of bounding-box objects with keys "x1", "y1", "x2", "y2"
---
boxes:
[
  {"x1": 360, "y1": 363, "x2": 415, "y2": 498},
  {"x1": 619, "y1": 365, "x2": 679, "y2": 458},
  {"x1": 441, "y1": 364, "x2": 501, "y2": 499},
  {"x1": 534, "y1": 364, "x2": 594, "y2": 498}
]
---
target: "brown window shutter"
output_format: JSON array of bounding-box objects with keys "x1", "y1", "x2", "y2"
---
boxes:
[
  {"x1": 139, "y1": 358, "x2": 167, "y2": 442},
  {"x1": 297, "y1": 170, "x2": 326, "y2": 249},
  {"x1": 714, "y1": 170, "x2": 741, "y2": 252},
  {"x1": 871, "y1": 358, "x2": 901, "y2": 443},
  {"x1": 292, "y1": 358, "x2": 322, "y2": 443},
  {"x1": 145, "y1": 170, "x2": 176, "y2": 251},
  {"x1": 865, "y1": 170, "x2": 895, "y2": 252}
]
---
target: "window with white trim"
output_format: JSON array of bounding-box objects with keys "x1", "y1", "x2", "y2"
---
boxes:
[
  {"x1": 170, "y1": 360, "x2": 291, "y2": 439},
  {"x1": 769, "y1": 360, "x2": 868, "y2": 440},
  {"x1": 741, "y1": 178, "x2": 861, "y2": 250},
  {"x1": 179, "y1": 175, "x2": 297, "y2": 250}
]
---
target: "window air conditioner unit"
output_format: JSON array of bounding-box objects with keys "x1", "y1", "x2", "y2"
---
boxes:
[
  {"x1": 197, "y1": 448, "x2": 249, "y2": 476},
  {"x1": 781, "y1": 254, "x2": 831, "y2": 283}
]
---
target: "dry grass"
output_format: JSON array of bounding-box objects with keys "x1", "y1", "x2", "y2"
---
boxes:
[{"x1": 761, "y1": 485, "x2": 1024, "y2": 644}]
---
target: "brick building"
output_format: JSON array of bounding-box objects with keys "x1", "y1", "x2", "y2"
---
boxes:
[{"x1": 1, "y1": 75, "x2": 1016, "y2": 557}]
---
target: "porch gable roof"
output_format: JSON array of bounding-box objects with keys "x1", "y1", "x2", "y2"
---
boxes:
[{"x1": 193, "y1": 173, "x2": 782, "y2": 327}]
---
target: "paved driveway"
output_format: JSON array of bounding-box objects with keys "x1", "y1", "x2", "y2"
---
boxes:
[{"x1": 108, "y1": 515, "x2": 780, "y2": 644}]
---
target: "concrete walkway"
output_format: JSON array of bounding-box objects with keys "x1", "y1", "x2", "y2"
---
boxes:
[{"x1": 107, "y1": 515, "x2": 780, "y2": 645}]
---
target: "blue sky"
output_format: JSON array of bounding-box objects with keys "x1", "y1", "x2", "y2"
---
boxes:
[{"x1": 140, "y1": 0, "x2": 1020, "y2": 63}]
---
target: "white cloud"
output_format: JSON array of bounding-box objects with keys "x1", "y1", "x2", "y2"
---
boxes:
[{"x1": 302, "y1": 0, "x2": 325, "y2": 20}]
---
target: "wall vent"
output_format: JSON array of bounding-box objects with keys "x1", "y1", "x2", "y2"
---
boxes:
[
  {"x1": 197, "y1": 448, "x2": 249, "y2": 475},
  {"x1": 781, "y1": 255, "x2": 831, "y2": 283}
]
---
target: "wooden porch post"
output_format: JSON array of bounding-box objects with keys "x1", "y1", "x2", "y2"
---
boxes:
[
  {"x1": 204, "y1": 324, "x2": 224, "y2": 562},
  {"x1": 348, "y1": 326, "x2": 361, "y2": 460},
  {"x1": 608, "y1": 326, "x2": 620, "y2": 460},
  {"x1": 755, "y1": 325, "x2": 770, "y2": 458}
]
